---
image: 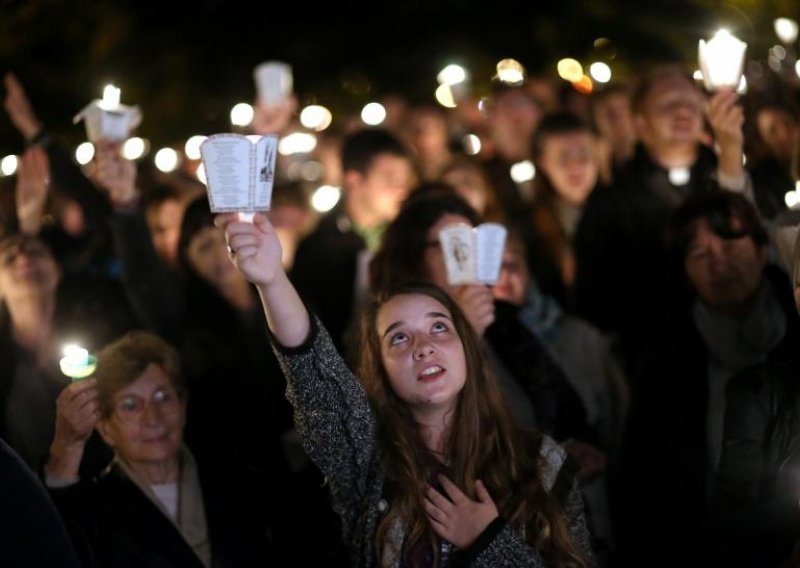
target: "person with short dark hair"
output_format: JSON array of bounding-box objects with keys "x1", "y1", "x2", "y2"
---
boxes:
[
  {"x1": 574, "y1": 63, "x2": 751, "y2": 372},
  {"x1": 746, "y1": 101, "x2": 800, "y2": 219},
  {"x1": 526, "y1": 111, "x2": 604, "y2": 308},
  {"x1": 615, "y1": 190, "x2": 799, "y2": 567},
  {"x1": 290, "y1": 127, "x2": 414, "y2": 352}
]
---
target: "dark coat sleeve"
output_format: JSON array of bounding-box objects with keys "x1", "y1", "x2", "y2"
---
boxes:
[
  {"x1": 485, "y1": 300, "x2": 595, "y2": 444},
  {"x1": 0, "y1": 437, "x2": 81, "y2": 568}
]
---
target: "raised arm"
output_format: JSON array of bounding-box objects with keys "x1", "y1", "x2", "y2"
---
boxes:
[
  {"x1": 215, "y1": 212, "x2": 309, "y2": 345},
  {"x1": 92, "y1": 144, "x2": 185, "y2": 339},
  {"x1": 4, "y1": 72, "x2": 43, "y2": 142},
  {"x1": 14, "y1": 146, "x2": 50, "y2": 236},
  {"x1": 44, "y1": 379, "x2": 100, "y2": 485},
  {"x1": 216, "y1": 213, "x2": 377, "y2": 537},
  {"x1": 706, "y1": 88, "x2": 752, "y2": 199}
]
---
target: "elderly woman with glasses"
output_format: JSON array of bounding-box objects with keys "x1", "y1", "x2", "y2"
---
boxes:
[{"x1": 43, "y1": 331, "x2": 278, "y2": 567}]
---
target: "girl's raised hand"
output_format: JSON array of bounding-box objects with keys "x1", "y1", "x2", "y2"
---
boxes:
[{"x1": 215, "y1": 212, "x2": 284, "y2": 288}]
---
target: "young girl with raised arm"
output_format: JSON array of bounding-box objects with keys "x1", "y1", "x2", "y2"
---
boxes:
[{"x1": 216, "y1": 212, "x2": 595, "y2": 567}]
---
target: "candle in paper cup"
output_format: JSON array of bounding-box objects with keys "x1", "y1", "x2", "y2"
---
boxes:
[
  {"x1": 99, "y1": 84, "x2": 121, "y2": 110},
  {"x1": 698, "y1": 29, "x2": 747, "y2": 91},
  {"x1": 254, "y1": 62, "x2": 293, "y2": 106},
  {"x1": 59, "y1": 344, "x2": 98, "y2": 381},
  {"x1": 73, "y1": 85, "x2": 142, "y2": 143}
]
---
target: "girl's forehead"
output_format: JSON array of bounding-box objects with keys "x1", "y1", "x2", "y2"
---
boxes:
[{"x1": 377, "y1": 293, "x2": 451, "y2": 324}]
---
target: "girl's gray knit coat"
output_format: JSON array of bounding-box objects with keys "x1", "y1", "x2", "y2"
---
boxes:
[{"x1": 272, "y1": 316, "x2": 596, "y2": 567}]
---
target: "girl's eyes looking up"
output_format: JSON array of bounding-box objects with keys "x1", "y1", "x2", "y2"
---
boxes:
[{"x1": 387, "y1": 320, "x2": 450, "y2": 347}]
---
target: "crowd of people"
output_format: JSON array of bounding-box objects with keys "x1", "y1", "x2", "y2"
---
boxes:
[{"x1": 0, "y1": 58, "x2": 799, "y2": 567}]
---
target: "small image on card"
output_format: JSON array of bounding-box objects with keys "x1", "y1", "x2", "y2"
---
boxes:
[{"x1": 439, "y1": 223, "x2": 477, "y2": 286}]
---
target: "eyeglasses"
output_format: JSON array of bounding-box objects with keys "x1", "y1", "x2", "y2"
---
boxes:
[
  {"x1": 113, "y1": 387, "x2": 181, "y2": 422},
  {"x1": 0, "y1": 241, "x2": 50, "y2": 267}
]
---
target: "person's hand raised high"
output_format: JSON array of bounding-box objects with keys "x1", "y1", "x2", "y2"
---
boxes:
[
  {"x1": 214, "y1": 212, "x2": 284, "y2": 289},
  {"x1": 3, "y1": 72, "x2": 42, "y2": 142}
]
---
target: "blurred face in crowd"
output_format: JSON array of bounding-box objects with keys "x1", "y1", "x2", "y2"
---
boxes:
[
  {"x1": 538, "y1": 130, "x2": 599, "y2": 206},
  {"x1": 684, "y1": 218, "x2": 767, "y2": 315},
  {"x1": 636, "y1": 74, "x2": 704, "y2": 149},
  {"x1": 492, "y1": 241, "x2": 530, "y2": 306},
  {"x1": 185, "y1": 226, "x2": 241, "y2": 290},
  {"x1": 0, "y1": 236, "x2": 59, "y2": 302},
  {"x1": 346, "y1": 154, "x2": 414, "y2": 229},
  {"x1": 409, "y1": 108, "x2": 450, "y2": 158},
  {"x1": 756, "y1": 107, "x2": 799, "y2": 163},
  {"x1": 423, "y1": 213, "x2": 474, "y2": 293},
  {"x1": 376, "y1": 293, "x2": 467, "y2": 419},
  {"x1": 488, "y1": 88, "x2": 542, "y2": 160},
  {"x1": 147, "y1": 198, "x2": 184, "y2": 266},
  {"x1": 593, "y1": 91, "x2": 636, "y2": 150},
  {"x1": 58, "y1": 196, "x2": 87, "y2": 238},
  {"x1": 99, "y1": 363, "x2": 185, "y2": 469},
  {"x1": 441, "y1": 164, "x2": 490, "y2": 216}
]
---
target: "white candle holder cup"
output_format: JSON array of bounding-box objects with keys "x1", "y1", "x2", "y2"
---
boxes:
[
  {"x1": 59, "y1": 354, "x2": 98, "y2": 381},
  {"x1": 698, "y1": 30, "x2": 747, "y2": 92}
]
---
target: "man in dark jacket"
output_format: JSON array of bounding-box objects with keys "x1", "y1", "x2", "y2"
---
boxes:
[{"x1": 290, "y1": 128, "x2": 413, "y2": 353}]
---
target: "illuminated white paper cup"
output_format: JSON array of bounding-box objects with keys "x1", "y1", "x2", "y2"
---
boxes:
[
  {"x1": 73, "y1": 102, "x2": 142, "y2": 143},
  {"x1": 698, "y1": 30, "x2": 747, "y2": 91},
  {"x1": 59, "y1": 344, "x2": 98, "y2": 381},
  {"x1": 254, "y1": 61, "x2": 293, "y2": 106}
]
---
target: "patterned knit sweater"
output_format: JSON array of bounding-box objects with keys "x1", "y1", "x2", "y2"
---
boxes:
[{"x1": 271, "y1": 315, "x2": 596, "y2": 567}]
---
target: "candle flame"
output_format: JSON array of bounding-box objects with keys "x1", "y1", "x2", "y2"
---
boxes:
[{"x1": 100, "y1": 84, "x2": 121, "y2": 110}]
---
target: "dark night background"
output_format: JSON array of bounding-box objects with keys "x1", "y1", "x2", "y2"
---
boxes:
[{"x1": 0, "y1": 0, "x2": 798, "y2": 155}]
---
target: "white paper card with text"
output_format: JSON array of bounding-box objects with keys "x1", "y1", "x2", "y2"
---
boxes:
[
  {"x1": 439, "y1": 222, "x2": 507, "y2": 286},
  {"x1": 200, "y1": 133, "x2": 278, "y2": 214}
]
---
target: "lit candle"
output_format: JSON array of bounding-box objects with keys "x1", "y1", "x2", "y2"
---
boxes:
[
  {"x1": 59, "y1": 344, "x2": 97, "y2": 381},
  {"x1": 100, "y1": 84, "x2": 121, "y2": 111},
  {"x1": 73, "y1": 84, "x2": 142, "y2": 143},
  {"x1": 63, "y1": 344, "x2": 88, "y2": 366},
  {"x1": 698, "y1": 29, "x2": 747, "y2": 91},
  {"x1": 496, "y1": 59, "x2": 526, "y2": 84}
]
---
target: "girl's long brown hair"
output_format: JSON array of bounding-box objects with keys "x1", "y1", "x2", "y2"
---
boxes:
[{"x1": 358, "y1": 282, "x2": 586, "y2": 567}]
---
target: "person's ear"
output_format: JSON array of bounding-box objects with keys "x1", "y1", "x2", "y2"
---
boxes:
[
  {"x1": 343, "y1": 169, "x2": 363, "y2": 194},
  {"x1": 96, "y1": 419, "x2": 116, "y2": 449}
]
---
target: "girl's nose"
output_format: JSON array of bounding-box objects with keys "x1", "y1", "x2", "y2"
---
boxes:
[{"x1": 413, "y1": 341, "x2": 435, "y2": 361}]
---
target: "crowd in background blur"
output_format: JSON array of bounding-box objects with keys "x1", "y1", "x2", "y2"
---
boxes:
[{"x1": 0, "y1": 56, "x2": 799, "y2": 567}]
